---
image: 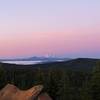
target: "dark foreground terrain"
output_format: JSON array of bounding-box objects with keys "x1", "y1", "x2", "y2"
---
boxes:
[{"x1": 0, "y1": 58, "x2": 100, "y2": 100}]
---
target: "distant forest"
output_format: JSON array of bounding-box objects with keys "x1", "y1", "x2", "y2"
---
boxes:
[{"x1": 0, "y1": 58, "x2": 100, "y2": 100}]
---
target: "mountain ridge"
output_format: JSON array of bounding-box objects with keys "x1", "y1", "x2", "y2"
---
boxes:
[
  {"x1": 0, "y1": 56, "x2": 70, "y2": 62},
  {"x1": 0, "y1": 58, "x2": 99, "y2": 71}
]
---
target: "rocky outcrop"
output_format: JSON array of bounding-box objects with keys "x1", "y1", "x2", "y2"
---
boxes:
[
  {"x1": 0, "y1": 84, "x2": 52, "y2": 100},
  {"x1": 38, "y1": 93, "x2": 52, "y2": 100}
]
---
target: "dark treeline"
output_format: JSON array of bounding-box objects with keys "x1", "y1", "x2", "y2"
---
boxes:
[{"x1": 0, "y1": 59, "x2": 100, "y2": 100}]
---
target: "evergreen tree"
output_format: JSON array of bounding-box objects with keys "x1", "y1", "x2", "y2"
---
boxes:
[
  {"x1": 90, "y1": 61, "x2": 100, "y2": 100},
  {"x1": 0, "y1": 64, "x2": 6, "y2": 88}
]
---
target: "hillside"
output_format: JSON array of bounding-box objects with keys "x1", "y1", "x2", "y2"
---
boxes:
[
  {"x1": 0, "y1": 58, "x2": 100, "y2": 100},
  {"x1": 0, "y1": 58, "x2": 99, "y2": 71}
]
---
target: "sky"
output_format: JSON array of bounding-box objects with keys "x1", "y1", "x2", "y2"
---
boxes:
[{"x1": 0, "y1": 0, "x2": 100, "y2": 58}]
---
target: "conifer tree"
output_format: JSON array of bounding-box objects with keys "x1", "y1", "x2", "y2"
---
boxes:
[{"x1": 90, "y1": 61, "x2": 100, "y2": 100}]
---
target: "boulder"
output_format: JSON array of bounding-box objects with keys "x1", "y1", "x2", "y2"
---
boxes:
[{"x1": 0, "y1": 84, "x2": 52, "y2": 100}]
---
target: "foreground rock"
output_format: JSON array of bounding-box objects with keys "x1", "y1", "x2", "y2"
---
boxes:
[{"x1": 0, "y1": 84, "x2": 52, "y2": 100}]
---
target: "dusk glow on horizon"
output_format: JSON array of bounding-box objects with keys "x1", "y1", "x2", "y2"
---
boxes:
[{"x1": 0, "y1": 0, "x2": 100, "y2": 58}]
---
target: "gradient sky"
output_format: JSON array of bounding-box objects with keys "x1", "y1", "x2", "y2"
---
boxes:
[{"x1": 0, "y1": 0, "x2": 100, "y2": 58}]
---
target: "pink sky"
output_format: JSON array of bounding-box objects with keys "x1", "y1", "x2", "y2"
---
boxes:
[
  {"x1": 0, "y1": 27, "x2": 100, "y2": 58},
  {"x1": 0, "y1": 0, "x2": 100, "y2": 58}
]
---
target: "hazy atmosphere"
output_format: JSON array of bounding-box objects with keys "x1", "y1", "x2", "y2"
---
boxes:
[
  {"x1": 0, "y1": 0, "x2": 100, "y2": 58},
  {"x1": 0, "y1": 1, "x2": 100, "y2": 100}
]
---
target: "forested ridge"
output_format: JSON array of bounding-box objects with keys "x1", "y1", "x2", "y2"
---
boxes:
[{"x1": 0, "y1": 58, "x2": 100, "y2": 100}]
